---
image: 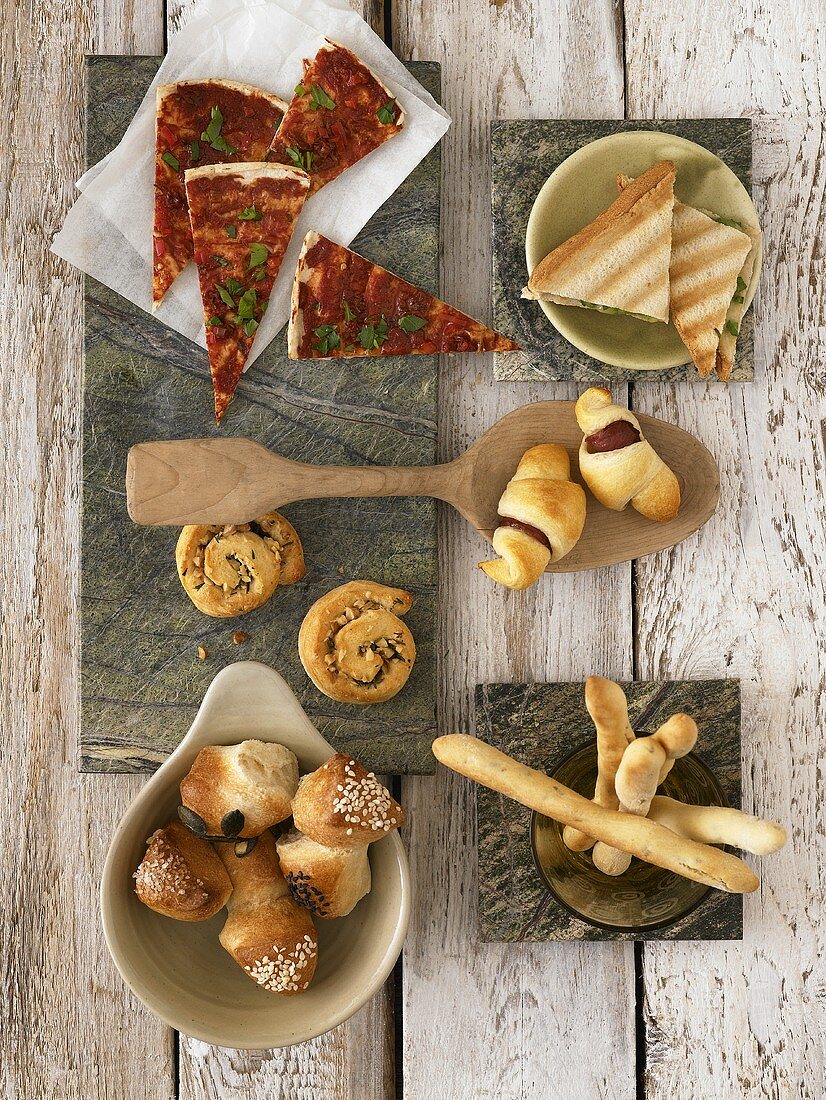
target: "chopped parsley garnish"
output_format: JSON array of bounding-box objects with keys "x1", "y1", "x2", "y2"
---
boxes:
[
  {"x1": 343, "y1": 300, "x2": 355, "y2": 322},
  {"x1": 161, "y1": 150, "x2": 180, "y2": 171},
  {"x1": 225, "y1": 224, "x2": 238, "y2": 239},
  {"x1": 212, "y1": 254, "x2": 230, "y2": 268},
  {"x1": 398, "y1": 314, "x2": 427, "y2": 333},
  {"x1": 260, "y1": 299, "x2": 269, "y2": 315},
  {"x1": 239, "y1": 205, "x2": 262, "y2": 221},
  {"x1": 359, "y1": 317, "x2": 389, "y2": 350},
  {"x1": 243, "y1": 318, "x2": 260, "y2": 337},
  {"x1": 377, "y1": 99, "x2": 396, "y2": 125},
  {"x1": 201, "y1": 106, "x2": 237, "y2": 156},
  {"x1": 248, "y1": 243, "x2": 268, "y2": 269},
  {"x1": 216, "y1": 285, "x2": 236, "y2": 308},
  {"x1": 309, "y1": 84, "x2": 336, "y2": 111},
  {"x1": 285, "y1": 146, "x2": 313, "y2": 173},
  {"x1": 295, "y1": 82, "x2": 306, "y2": 97},
  {"x1": 251, "y1": 267, "x2": 266, "y2": 282},
  {"x1": 725, "y1": 319, "x2": 740, "y2": 337},
  {"x1": 207, "y1": 316, "x2": 222, "y2": 326},
  {"x1": 731, "y1": 275, "x2": 747, "y2": 305},
  {"x1": 714, "y1": 215, "x2": 743, "y2": 230},
  {"x1": 190, "y1": 140, "x2": 200, "y2": 162},
  {"x1": 237, "y1": 288, "x2": 257, "y2": 320},
  {"x1": 314, "y1": 324, "x2": 340, "y2": 354},
  {"x1": 225, "y1": 278, "x2": 244, "y2": 296}
]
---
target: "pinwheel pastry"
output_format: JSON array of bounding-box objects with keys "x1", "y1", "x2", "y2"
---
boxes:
[
  {"x1": 479, "y1": 443, "x2": 587, "y2": 589},
  {"x1": 298, "y1": 581, "x2": 416, "y2": 704},
  {"x1": 176, "y1": 510, "x2": 305, "y2": 618},
  {"x1": 575, "y1": 387, "x2": 680, "y2": 522}
]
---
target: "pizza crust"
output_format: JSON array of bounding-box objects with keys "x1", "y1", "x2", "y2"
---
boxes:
[
  {"x1": 184, "y1": 162, "x2": 309, "y2": 186},
  {"x1": 156, "y1": 79, "x2": 289, "y2": 117},
  {"x1": 287, "y1": 231, "x2": 319, "y2": 360}
]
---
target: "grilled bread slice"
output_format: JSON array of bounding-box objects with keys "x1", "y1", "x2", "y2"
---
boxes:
[
  {"x1": 617, "y1": 173, "x2": 756, "y2": 379},
  {"x1": 523, "y1": 161, "x2": 676, "y2": 323}
]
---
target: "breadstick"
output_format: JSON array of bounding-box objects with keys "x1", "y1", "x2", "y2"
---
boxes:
[
  {"x1": 649, "y1": 796, "x2": 787, "y2": 855},
  {"x1": 562, "y1": 676, "x2": 635, "y2": 852},
  {"x1": 432, "y1": 735, "x2": 758, "y2": 893},
  {"x1": 651, "y1": 713, "x2": 698, "y2": 784},
  {"x1": 593, "y1": 737, "x2": 666, "y2": 876}
]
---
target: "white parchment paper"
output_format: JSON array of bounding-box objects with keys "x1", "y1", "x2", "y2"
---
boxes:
[{"x1": 51, "y1": 0, "x2": 450, "y2": 366}]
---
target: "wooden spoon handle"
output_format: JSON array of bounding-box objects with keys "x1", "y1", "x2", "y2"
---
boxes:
[{"x1": 273, "y1": 457, "x2": 461, "y2": 506}]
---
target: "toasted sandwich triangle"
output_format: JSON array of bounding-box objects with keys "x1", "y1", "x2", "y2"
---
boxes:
[{"x1": 524, "y1": 160, "x2": 676, "y2": 323}]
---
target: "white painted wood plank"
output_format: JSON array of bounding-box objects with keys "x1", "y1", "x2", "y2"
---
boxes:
[
  {"x1": 0, "y1": 2, "x2": 176, "y2": 1098},
  {"x1": 625, "y1": 4, "x2": 825, "y2": 1095},
  {"x1": 394, "y1": 2, "x2": 637, "y2": 1097}
]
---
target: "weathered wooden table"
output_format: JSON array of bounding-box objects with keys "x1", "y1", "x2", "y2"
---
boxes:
[{"x1": 2, "y1": 1, "x2": 823, "y2": 1097}]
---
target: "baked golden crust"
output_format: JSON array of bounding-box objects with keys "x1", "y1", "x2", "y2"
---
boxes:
[
  {"x1": 479, "y1": 443, "x2": 586, "y2": 589},
  {"x1": 217, "y1": 833, "x2": 317, "y2": 995},
  {"x1": 133, "y1": 821, "x2": 232, "y2": 921},
  {"x1": 575, "y1": 387, "x2": 680, "y2": 523},
  {"x1": 276, "y1": 828, "x2": 372, "y2": 919},
  {"x1": 179, "y1": 740, "x2": 299, "y2": 838},
  {"x1": 292, "y1": 753, "x2": 405, "y2": 850},
  {"x1": 176, "y1": 510, "x2": 305, "y2": 618},
  {"x1": 298, "y1": 581, "x2": 415, "y2": 704}
]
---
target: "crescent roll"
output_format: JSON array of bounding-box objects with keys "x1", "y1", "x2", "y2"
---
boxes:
[
  {"x1": 575, "y1": 387, "x2": 680, "y2": 522},
  {"x1": 479, "y1": 444, "x2": 586, "y2": 589}
]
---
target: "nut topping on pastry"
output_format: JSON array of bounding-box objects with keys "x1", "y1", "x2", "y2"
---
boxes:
[
  {"x1": 298, "y1": 581, "x2": 416, "y2": 704},
  {"x1": 176, "y1": 509, "x2": 305, "y2": 618}
]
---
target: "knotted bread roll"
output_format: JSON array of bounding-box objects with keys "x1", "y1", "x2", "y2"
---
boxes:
[
  {"x1": 217, "y1": 832, "x2": 318, "y2": 995},
  {"x1": 180, "y1": 740, "x2": 299, "y2": 837},
  {"x1": 575, "y1": 387, "x2": 680, "y2": 522},
  {"x1": 277, "y1": 828, "x2": 372, "y2": 919},
  {"x1": 298, "y1": 581, "x2": 416, "y2": 704},
  {"x1": 176, "y1": 510, "x2": 305, "y2": 618},
  {"x1": 292, "y1": 753, "x2": 404, "y2": 850},
  {"x1": 133, "y1": 821, "x2": 232, "y2": 921},
  {"x1": 479, "y1": 444, "x2": 586, "y2": 589}
]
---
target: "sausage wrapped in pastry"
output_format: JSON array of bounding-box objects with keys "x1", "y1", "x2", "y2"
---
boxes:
[
  {"x1": 176, "y1": 510, "x2": 305, "y2": 618},
  {"x1": 479, "y1": 444, "x2": 586, "y2": 589},
  {"x1": 298, "y1": 581, "x2": 416, "y2": 704},
  {"x1": 575, "y1": 387, "x2": 680, "y2": 522}
]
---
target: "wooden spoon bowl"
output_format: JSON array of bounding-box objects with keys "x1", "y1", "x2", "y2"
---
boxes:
[{"x1": 126, "y1": 400, "x2": 719, "y2": 573}]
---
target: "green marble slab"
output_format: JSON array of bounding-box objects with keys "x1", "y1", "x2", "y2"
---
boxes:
[
  {"x1": 491, "y1": 118, "x2": 754, "y2": 382},
  {"x1": 475, "y1": 680, "x2": 743, "y2": 941},
  {"x1": 81, "y1": 56, "x2": 441, "y2": 774}
]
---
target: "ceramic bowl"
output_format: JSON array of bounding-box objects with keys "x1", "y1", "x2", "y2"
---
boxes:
[
  {"x1": 101, "y1": 661, "x2": 411, "y2": 1049},
  {"x1": 524, "y1": 130, "x2": 762, "y2": 371}
]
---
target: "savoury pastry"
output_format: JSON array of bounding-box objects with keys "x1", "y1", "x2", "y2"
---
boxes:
[
  {"x1": 298, "y1": 581, "x2": 416, "y2": 704},
  {"x1": 575, "y1": 387, "x2": 680, "y2": 522},
  {"x1": 217, "y1": 832, "x2": 318, "y2": 995},
  {"x1": 292, "y1": 753, "x2": 405, "y2": 850},
  {"x1": 479, "y1": 444, "x2": 586, "y2": 589},
  {"x1": 276, "y1": 828, "x2": 372, "y2": 919},
  {"x1": 176, "y1": 510, "x2": 305, "y2": 618},
  {"x1": 133, "y1": 821, "x2": 232, "y2": 921}
]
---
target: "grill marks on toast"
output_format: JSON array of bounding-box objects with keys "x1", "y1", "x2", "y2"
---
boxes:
[{"x1": 525, "y1": 161, "x2": 676, "y2": 322}]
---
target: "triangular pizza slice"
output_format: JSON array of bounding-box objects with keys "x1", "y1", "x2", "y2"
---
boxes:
[
  {"x1": 288, "y1": 232, "x2": 519, "y2": 359},
  {"x1": 185, "y1": 163, "x2": 310, "y2": 423},
  {"x1": 153, "y1": 80, "x2": 288, "y2": 307},
  {"x1": 268, "y1": 40, "x2": 403, "y2": 194}
]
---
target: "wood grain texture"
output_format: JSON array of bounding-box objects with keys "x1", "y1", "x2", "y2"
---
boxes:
[
  {"x1": 0, "y1": 4, "x2": 176, "y2": 1100},
  {"x1": 625, "y1": 4, "x2": 825, "y2": 1095},
  {"x1": 394, "y1": 1, "x2": 637, "y2": 1097}
]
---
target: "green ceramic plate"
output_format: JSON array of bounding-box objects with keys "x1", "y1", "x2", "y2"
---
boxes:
[{"x1": 524, "y1": 130, "x2": 762, "y2": 371}]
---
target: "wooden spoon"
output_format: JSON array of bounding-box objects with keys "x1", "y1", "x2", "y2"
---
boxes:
[{"x1": 126, "y1": 401, "x2": 719, "y2": 573}]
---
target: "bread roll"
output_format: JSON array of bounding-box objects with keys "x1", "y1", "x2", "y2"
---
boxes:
[
  {"x1": 217, "y1": 832, "x2": 318, "y2": 995},
  {"x1": 133, "y1": 821, "x2": 232, "y2": 921},
  {"x1": 292, "y1": 753, "x2": 404, "y2": 850},
  {"x1": 575, "y1": 387, "x2": 680, "y2": 522},
  {"x1": 479, "y1": 444, "x2": 586, "y2": 589},
  {"x1": 277, "y1": 828, "x2": 372, "y2": 918},
  {"x1": 180, "y1": 740, "x2": 299, "y2": 838}
]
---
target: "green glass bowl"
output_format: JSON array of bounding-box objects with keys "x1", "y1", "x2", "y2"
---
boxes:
[{"x1": 531, "y1": 739, "x2": 729, "y2": 932}]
